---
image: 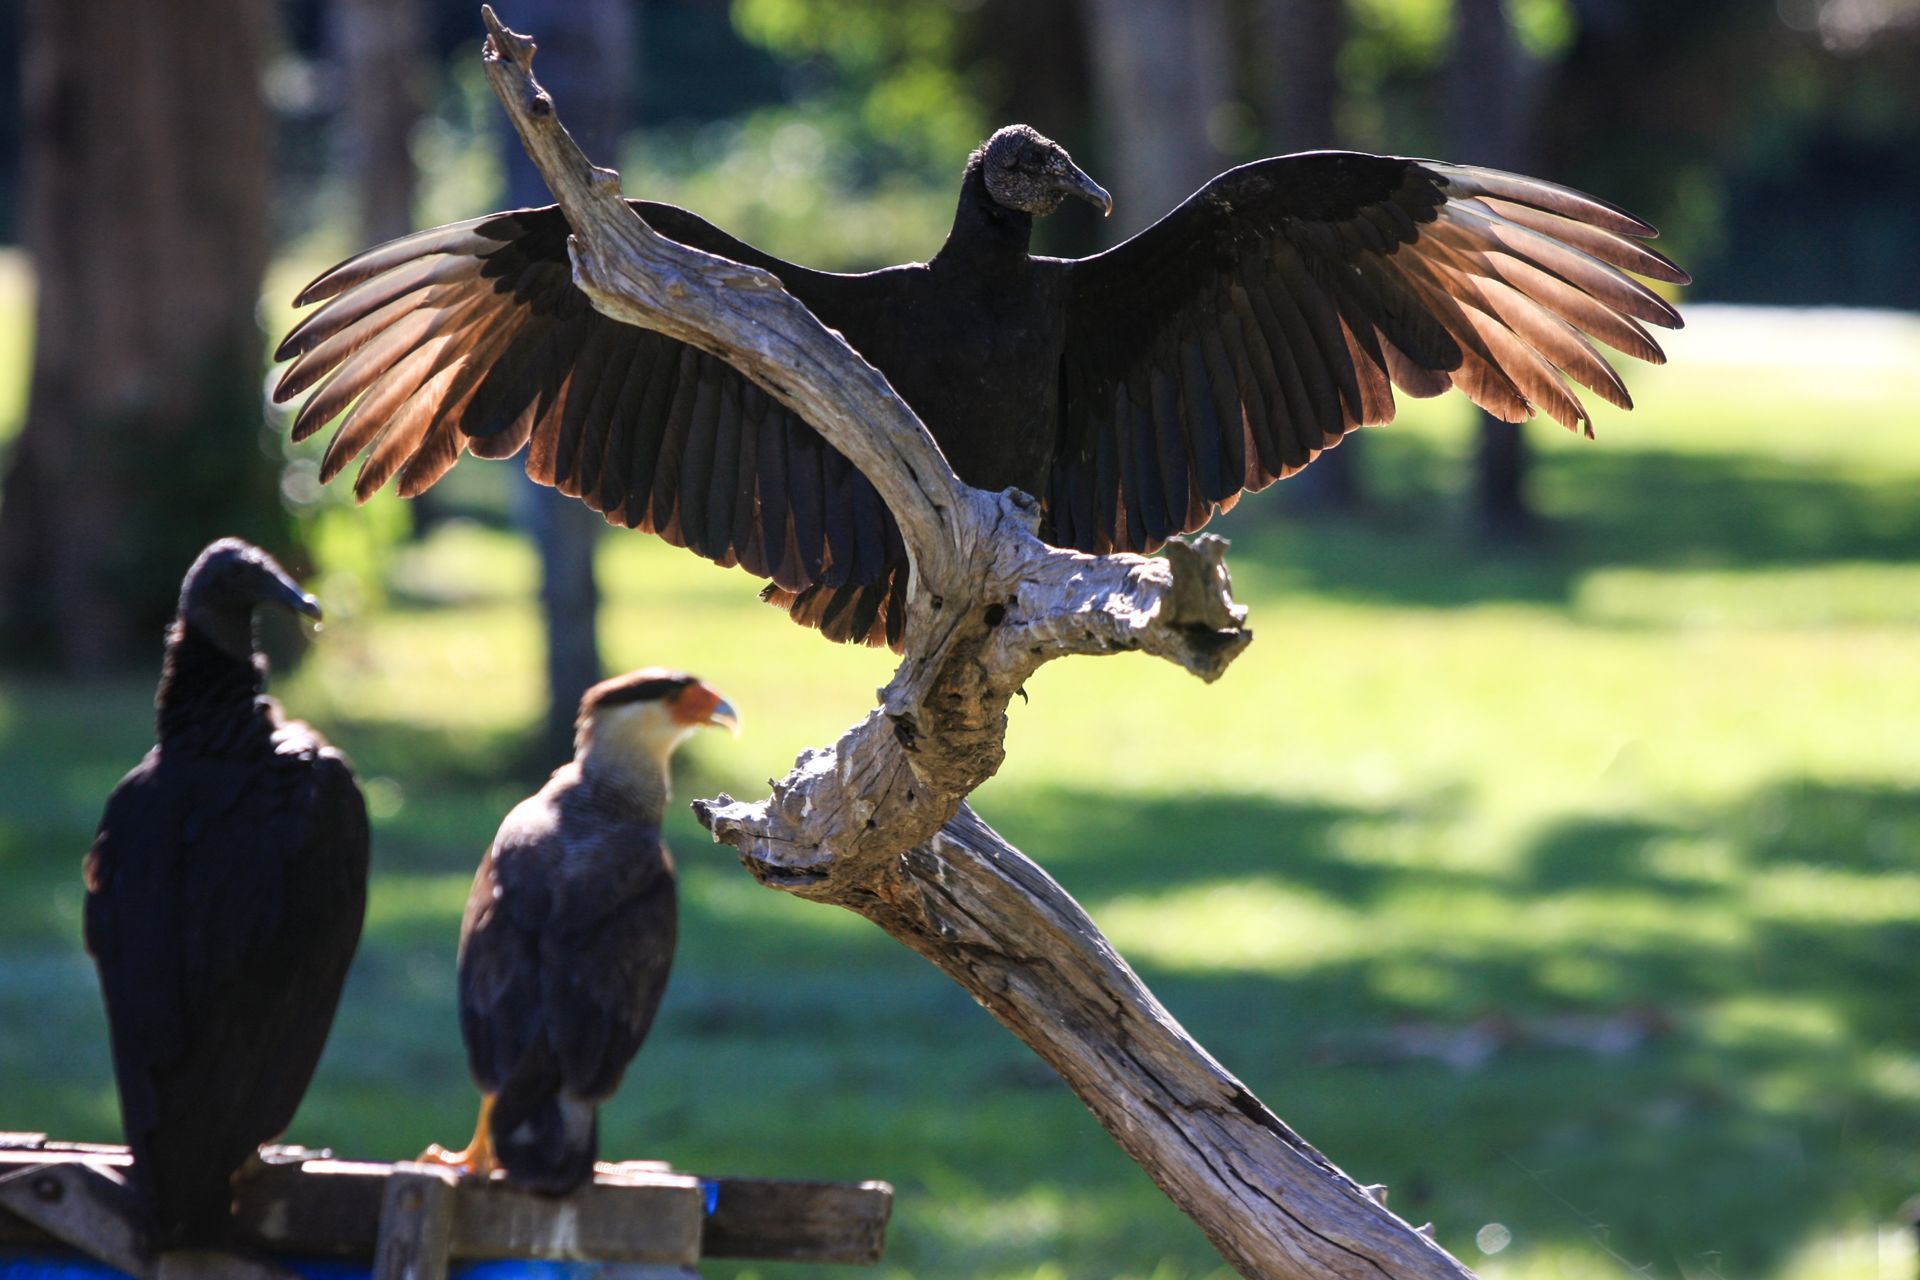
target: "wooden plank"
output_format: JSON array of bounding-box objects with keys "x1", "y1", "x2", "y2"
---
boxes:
[
  {"x1": 0, "y1": 1161, "x2": 153, "y2": 1278},
  {"x1": 235, "y1": 1161, "x2": 702, "y2": 1265},
  {"x1": 701, "y1": 1178, "x2": 892, "y2": 1265},
  {"x1": 373, "y1": 1166, "x2": 457, "y2": 1280},
  {"x1": 0, "y1": 1148, "x2": 888, "y2": 1266}
]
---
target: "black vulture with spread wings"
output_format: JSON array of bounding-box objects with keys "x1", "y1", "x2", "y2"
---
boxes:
[
  {"x1": 276, "y1": 125, "x2": 1686, "y2": 646},
  {"x1": 84, "y1": 538, "x2": 369, "y2": 1246}
]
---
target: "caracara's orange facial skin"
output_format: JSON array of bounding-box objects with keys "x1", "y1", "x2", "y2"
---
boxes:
[{"x1": 668, "y1": 681, "x2": 741, "y2": 735}]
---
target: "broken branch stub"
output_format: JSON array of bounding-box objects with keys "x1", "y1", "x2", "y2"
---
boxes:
[{"x1": 479, "y1": 8, "x2": 1470, "y2": 1278}]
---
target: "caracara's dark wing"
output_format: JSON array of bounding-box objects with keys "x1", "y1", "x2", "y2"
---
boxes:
[
  {"x1": 457, "y1": 795, "x2": 677, "y2": 1193},
  {"x1": 1047, "y1": 153, "x2": 1689, "y2": 554},
  {"x1": 83, "y1": 726, "x2": 368, "y2": 1243},
  {"x1": 274, "y1": 204, "x2": 898, "y2": 606},
  {"x1": 456, "y1": 813, "x2": 547, "y2": 1097},
  {"x1": 457, "y1": 802, "x2": 676, "y2": 1103}
]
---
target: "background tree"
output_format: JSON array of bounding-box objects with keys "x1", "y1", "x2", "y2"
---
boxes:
[
  {"x1": 1449, "y1": 0, "x2": 1539, "y2": 537},
  {"x1": 1078, "y1": 0, "x2": 1231, "y2": 239},
  {"x1": 1261, "y1": 0, "x2": 1367, "y2": 514},
  {"x1": 498, "y1": 0, "x2": 636, "y2": 759},
  {"x1": 334, "y1": 0, "x2": 426, "y2": 246},
  {"x1": 0, "y1": 0, "x2": 287, "y2": 671}
]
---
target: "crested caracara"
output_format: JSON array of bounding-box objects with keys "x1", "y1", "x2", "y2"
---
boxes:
[{"x1": 422, "y1": 668, "x2": 739, "y2": 1194}]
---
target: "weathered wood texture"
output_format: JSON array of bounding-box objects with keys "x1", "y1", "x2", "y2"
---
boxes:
[
  {"x1": 477, "y1": 9, "x2": 1471, "y2": 1278},
  {"x1": 701, "y1": 1178, "x2": 892, "y2": 1265},
  {"x1": 0, "y1": 1144, "x2": 890, "y2": 1269},
  {"x1": 0, "y1": 0, "x2": 287, "y2": 670},
  {"x1": 374, "y1": 1165, "x2": 457, "y2": 1280}
]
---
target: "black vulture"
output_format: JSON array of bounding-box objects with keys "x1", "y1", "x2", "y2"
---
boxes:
[
  {"x1": 275, "y1": 125, "x2": 1688, "y2": 646},
  {"x1": 83, "y1": 538, "x2": 369, "y2": 1247},
  {"x1": 422, "y1": 669, "x2": 739, "y2": 1194}
]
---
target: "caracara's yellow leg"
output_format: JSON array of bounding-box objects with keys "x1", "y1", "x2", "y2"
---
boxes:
[{"x1": 418, "y1": 1094, "x2": 497, "y2": 1176}]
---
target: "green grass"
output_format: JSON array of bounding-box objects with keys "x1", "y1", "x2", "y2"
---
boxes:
[{"x1": 4, "y1": 303, "x2": 1920, "y2": 1279}]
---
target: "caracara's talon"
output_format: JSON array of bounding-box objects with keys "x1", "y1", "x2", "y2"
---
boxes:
[{"x1": 419, "y1": 1095, "x2": 500, "y2": 1179}]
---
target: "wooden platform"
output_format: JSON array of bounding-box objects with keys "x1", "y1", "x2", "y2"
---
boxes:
[{"x1": 0, "y1": 1137, "x2": 889, "y2": 1280}]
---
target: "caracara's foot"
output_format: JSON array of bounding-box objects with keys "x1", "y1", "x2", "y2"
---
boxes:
[
  {"x1": 415, "y1": 1141, "x2": 498, "y2": 1178},
  {"x1": 418, "y1": 1096, "x2": 498, "y2": 1178}
]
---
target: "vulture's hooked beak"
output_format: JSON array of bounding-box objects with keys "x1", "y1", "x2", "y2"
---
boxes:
[
  {"x1": 1062, "y1": 164, "x2": 1114, "y2": 218},
  {"x1": 268, "y1": 575, "x2": 324, "y2": 622}
]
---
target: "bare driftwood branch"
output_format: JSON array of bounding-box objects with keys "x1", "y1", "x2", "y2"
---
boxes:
[{"x1": 479, "y1": 9, "x2": 1472, "y2": 1278}]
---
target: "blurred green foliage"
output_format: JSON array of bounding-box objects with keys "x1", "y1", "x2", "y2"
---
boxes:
[{"x1": 732, "y1": 0, "x2": 985, "y2": 169}]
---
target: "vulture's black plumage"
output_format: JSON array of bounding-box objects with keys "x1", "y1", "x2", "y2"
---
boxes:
[
  {"x1": 83, "y1": 538, "x2": 369, "y2": 1246},
  {"x1": 423, "y1": 669, "x2": 738, "y2": 1194},
  {"x1": 276, "y1": 125, "x2": 1688, "y2": 646}
]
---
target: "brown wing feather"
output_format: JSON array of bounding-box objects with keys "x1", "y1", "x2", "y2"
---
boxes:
[
  {"x1": 274, "y1": 204, "x2": 900, "y2": 629},
  {"x1": 1057, "y1": 150, "x2": 1686, "y2": 553}
]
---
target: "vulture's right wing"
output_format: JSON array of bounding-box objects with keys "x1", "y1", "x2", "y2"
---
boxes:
[{"x1": 273, "y1": 204, "x2": 897, "y2": 598}]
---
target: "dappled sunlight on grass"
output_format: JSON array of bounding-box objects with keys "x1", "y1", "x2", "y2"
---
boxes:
[
  {"x1": 4, "y1": 305, "x2": 1920, "y2": 1278},
  {"x1": 1096, "y1": 878, "x2": 1367, "y2": 973}
]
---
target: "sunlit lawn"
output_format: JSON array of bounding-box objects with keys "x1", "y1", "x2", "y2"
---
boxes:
[{"x1": 3, "y1": 296, "x2": 1919, "y2": 1280}]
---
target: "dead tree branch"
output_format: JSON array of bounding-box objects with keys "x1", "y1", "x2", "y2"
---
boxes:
[{"x1": 478, "y1": 8, "x2": 1473, "y2": 1277}]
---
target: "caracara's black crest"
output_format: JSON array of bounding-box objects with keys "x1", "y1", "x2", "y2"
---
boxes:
[
  {"x1": 573, "y1": 668, "x2": 698, "y2": 741},
  {"x1": 581, "y1": 668, "x2": 696, "y2": 712},
  {"x1": 278, "y1": 126, "x2": 1686, "y2": 649}
]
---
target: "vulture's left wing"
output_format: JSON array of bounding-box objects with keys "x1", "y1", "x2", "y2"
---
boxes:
[{"x1": 1049, "y1": 152, "x2": 1688, "y2": 554}]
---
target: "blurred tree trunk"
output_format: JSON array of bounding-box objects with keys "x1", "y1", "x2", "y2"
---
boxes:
[
  {"x1": 1261, "y1": 0, "x2": 1365, "y2": 514},
  {"x1": 499, "y1": 0, "x2": 634, "y2": 759},
  {"x1": 333, "y1": 0, "x2": 440, "y2": 536},
  {"x1": 1079, "y1": 0, "x2": 1230, "y2": 239},
  {"x1": 334, "y1": 0, "x2": 424, "y2": 246},
  {"x1": 1449, "y1": 0, "x2": 1540, "y2": 538},
  {"x1": 0, "y1": 0, "x2": 282, "y2": 672},
  {"x1": 1260, "y1": 0, "x2": 1345, "y2": 152}
]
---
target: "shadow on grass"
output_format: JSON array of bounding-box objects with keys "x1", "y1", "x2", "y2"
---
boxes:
[
  {"x1": 1216, "y1": 433, "x2": 1920, "y2": 614},
  {"x1": 967, "y1": 783, "x2": 1920, "y2": 1280},
  {"x1": 3, "y1": 670, "x2": 1915, "y2": 1279}
]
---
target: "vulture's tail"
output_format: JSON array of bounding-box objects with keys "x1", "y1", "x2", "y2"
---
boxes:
[
  {"x1": 761, "y1": 570, "x2": 908, "y2": 650},
  {"x1": 491, "y1": 1079, "x2": 599, "y2": 1196}
]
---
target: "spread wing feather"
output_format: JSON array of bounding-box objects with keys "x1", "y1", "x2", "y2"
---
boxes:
[
  {"x1": 277, "y1": 152, "x2": 1683, "y2": 646},
  {"x1": 1054, "y1": 151, "x2": 1688, "y2": 554},
  {"x1": 273, "y1": 204, "x2": 899, "y2": 606}
]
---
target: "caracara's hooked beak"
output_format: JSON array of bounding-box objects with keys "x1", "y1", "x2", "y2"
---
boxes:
[
  {"x1": 673, "y1": 682, "x2": 742, "y2": 738},
  {"x1": 1061, "y1": 162, "x2": 1114, "y2": 218}
]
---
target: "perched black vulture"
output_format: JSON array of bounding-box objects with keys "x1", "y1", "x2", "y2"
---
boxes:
[
  {"x1": 276, "y1": 125, "x2": 1688, "y2": 646},
  {"x1": 83, "y1": 538, "x2": 369, "y2": 1247},
  {"x1": 423, "y1": 668, "x2": 738, "y2": 1194}
]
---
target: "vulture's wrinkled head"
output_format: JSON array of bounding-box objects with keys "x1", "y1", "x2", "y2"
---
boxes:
[
  {"x1": 575, "y1": 667, "x2": 740, "y2": 770},
  {"x1": 178, "y1": 537, "x2": 322, "y2": 660},
  {"x1": 977, "y1": 124, "x2": 1113, "y2": 219}
]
